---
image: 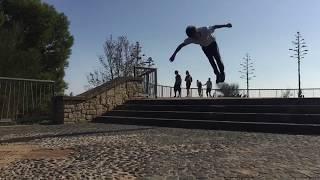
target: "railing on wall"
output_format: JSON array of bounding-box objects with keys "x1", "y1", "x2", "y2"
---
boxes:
[
  {"x1": 0, "y1": 77, "x2": 55, "y2": 123},
  {"x1": 134, "y1": 67, "x2": 157, "y2": 98},
  {"x1": 156, "y1": 85, "x2": 320, "y2": 98}
]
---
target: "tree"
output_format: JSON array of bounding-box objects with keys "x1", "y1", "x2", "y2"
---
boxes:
[
  {"x1": 87, "y1": 35, "x2": 153, "y2": 88},
  {"x1": 289, "y1": 32, "x2": 308, "y2": 98},
  {"x1": 239, "y1": 53, "x2": 255, "y2": 97},
  {"x1": 0, "y1": 0, "x2": 74, "y2": 94},
  {"x1": 216, "y1": 83, "x2": 240, "y2": 97}
]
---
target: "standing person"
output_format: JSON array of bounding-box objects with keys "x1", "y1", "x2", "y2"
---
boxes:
[
  {"x1": 173, "y1": 70, "x2": 182, "y2": 98},
  {"x1": 197, "y1": 80, "x2": 203, "y2": 97},
  {"x1": 204, "y1": 78, "x2": 213, "y2": 97},
  {"x1": 185, "y1": 71, "x2": 192, "y2": 97},
  {"x1": 169, "y1": 23, "x2": 232, "y2": 84}
]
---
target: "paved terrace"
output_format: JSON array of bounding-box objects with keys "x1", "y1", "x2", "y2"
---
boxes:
[{"x1": 1, "y1": 124, "x2": 320, "y2": 179}]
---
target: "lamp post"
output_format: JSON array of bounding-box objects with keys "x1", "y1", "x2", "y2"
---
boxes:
[
  {"x1": 289, "y1": 32, "x2": 308, "y2": 98},
  {"x1": 239, "y1": 53, "x2": 256, "y2": 97}
]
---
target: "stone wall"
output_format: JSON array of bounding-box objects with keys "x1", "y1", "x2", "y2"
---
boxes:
[{"x1": 53, "y1": 77, "x2": 142, "y2": 124}]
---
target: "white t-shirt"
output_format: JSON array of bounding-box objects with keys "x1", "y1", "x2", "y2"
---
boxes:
[{"x1": 183, "y1": 26, "x2": 216, "y2": 47}]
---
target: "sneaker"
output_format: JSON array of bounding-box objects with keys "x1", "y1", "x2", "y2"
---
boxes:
[{"x1": 215, "y1": 74, "x2": 220, "y2": 84}]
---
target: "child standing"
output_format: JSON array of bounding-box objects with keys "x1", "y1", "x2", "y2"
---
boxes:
[{"x1": 197, "y1": 80, "x2": 203, "y2": 97}]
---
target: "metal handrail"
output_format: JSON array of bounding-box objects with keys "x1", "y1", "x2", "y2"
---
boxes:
[
  {"x1": 134, "y1": 66, "x2": 158, "y2": 98},
  {"x1": 0, "y1": 77, "x2": 55, "y2": 122},
  {"x1": 155, "y1": 84, "x2": 320, "y2": 98},
  {"x1": 0, "y1": 77, "x2": 54, "y2": 83}
]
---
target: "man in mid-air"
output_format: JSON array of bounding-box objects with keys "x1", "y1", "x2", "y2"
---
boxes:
[{"x1": 170, "y1": 23, "x2": 232, "y2": 83}]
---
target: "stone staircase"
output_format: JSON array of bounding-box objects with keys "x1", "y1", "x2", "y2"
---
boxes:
[
  {"x1": 0, "y1": 119, "x2": 15, "y2": 126},
  {"x1": 94, "y1": 98, "x2": 320, "y2": 134}
]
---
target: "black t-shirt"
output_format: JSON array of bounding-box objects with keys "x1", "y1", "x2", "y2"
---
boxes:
[
  {"x1": 175, "y1": 74, "x2": 181, "y2": 86},
  {"x1": 185, "y1": 75, "x2": 192, "y2": 85},
  {"x1": 197, "y1": 82, "x2": 202, "y2": 88}
]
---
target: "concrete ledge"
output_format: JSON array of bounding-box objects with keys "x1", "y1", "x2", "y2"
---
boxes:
[
  {"x1": 54, "y1": 96, "x2": 86, "y2": 101},
  {"x1": 78, "y1": 77, "x2": 142, "y2": 99},
  {"x1": 52, "y1": 77, "x2": 143, "y2": 124}
]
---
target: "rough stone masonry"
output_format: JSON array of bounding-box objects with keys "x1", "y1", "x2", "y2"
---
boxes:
[{"x1": 53, "y1": 77, "x2": 143, "y2": 124}]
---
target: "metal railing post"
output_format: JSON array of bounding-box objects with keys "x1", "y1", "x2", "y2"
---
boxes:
[
  {"x1": 161, "y1": 86, "x2": 163, "y2": 98},
  {"x1": 154, "y1": 69, "x2": 158, "y2": 98}
]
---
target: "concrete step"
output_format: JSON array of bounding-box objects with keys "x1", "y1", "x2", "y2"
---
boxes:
[
  {"x1": 126, "y1": 98, "x2": 320, "y2": 105},
  {"x1": 0, "y1": 119, "x2": 15, "y2": 126},
  {"x1": 94, "y1": 116, "x2": 320, "y2": 135},
  {"x1": 104, "y1": 110, "x2": 320, "y2": 125},
  {"x1": 115, "y1": 104, "x2": 320, "y2": 114}
]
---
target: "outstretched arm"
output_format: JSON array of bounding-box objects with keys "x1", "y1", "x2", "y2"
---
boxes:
[
  {"x1": 170, "y1": 43, "x2": 187, "y2": 62},
  {"x1": 209, "y1": 23, "x2": 232, "y2": 32}
]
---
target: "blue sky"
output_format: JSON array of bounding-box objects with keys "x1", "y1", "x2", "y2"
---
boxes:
[{"x1": 43, "y1": 0, "x2": 320, "y2": 95}]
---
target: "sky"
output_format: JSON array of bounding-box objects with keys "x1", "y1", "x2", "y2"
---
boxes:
[{"x1": 43, "y1": 0, "x2": 320, "y2": 95}]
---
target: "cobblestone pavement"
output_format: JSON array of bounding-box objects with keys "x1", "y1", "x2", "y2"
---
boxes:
[{"x1": 1, "y1": 124, "x2": 320, "y2": 179}]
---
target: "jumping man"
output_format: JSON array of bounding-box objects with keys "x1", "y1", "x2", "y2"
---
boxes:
[{"x1": 169, "y1": 23, "x2": 232, "y2": 83}]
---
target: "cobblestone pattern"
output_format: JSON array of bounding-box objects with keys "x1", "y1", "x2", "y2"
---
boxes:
[
  {"x1": 0, "y1": 124, "x2": 151, "y2": 143},
  {"x1": 1, "y1": 124, "x2": 320, "y2": 179}
]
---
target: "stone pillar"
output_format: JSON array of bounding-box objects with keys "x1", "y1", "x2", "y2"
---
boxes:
[{"x1": 52, "y1": 96, "x2": 86, "y2": 124}]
